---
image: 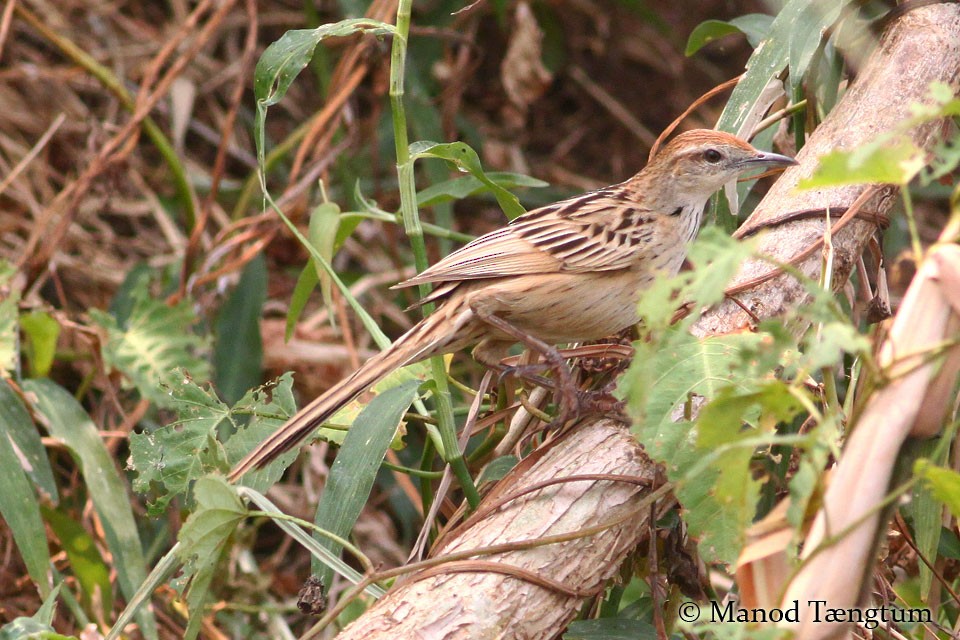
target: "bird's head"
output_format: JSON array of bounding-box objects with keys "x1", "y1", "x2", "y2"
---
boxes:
[{"x1": 650, "y1": 129, "x2": 797, "y2": 200}]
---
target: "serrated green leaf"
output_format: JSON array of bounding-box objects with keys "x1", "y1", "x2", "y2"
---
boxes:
[
  {"x1": 214, "y1": 254, "x2": 266, "y2": 405},
  {"x1": 19, "y1": 312, "x2": 60, "y2": 379},
  {"x1": 176, "y1": 476, "x2": 247, "y2": 640},
  {"x1": 0, "y1": 382, "x2": 58, "y2": 502},
  {"x1": 129, "y1": 372, "x2": 230, "y2": 512},
  {"x1": 222, "y1": 373, "x2": 300, "y2": 491},
  {"x1": 802, "y1": 321, "x2": 871, "y2": 371},
  {"x1": 0, "y1": 420, "x2": 52, "y2": 598},
  {"x1": 42, "y1": 506, "x2": 111, "y2": 615},
  {"x1": 417, "y1": 172, "x2": 548, "y2": 208},
  {"x1": 634, "y1": 228, "x2": 755, "y2": 333},
  {"x1": 24, "y1": 379, "x2": 157, "y2": 640},
  {"x1": 625, "y1": 330, "x2": 778, "y2": 565},
  {"x1": 313, "y1": 380, "x2": 420, "y2": 582},
  {"x1": 798, "y1": 136, "x2": 926, "y2": 188},
  {"x1": 131, "y1": 372, "x2": 299, "y2": 509},
  {"x1": 694, "y1": 445, "x2": 759, "y2": 564},
  {"x1": 410, "y1": 141, "x2": 526, "y2": 220},
  {"x1": 91, "y1": 284, "x2": 210, "y2": 409},
  {"x1": 697, "y1": 383, "x2": 801, "y2": 449}
]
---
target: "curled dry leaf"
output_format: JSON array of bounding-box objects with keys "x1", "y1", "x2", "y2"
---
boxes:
[{"x1": 500, "y1": 2, "x2": 553, "y2": 126}]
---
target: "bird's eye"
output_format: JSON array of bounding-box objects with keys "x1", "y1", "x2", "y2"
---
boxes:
[{"x1": 703, "y1": 149, "x2": 723, "y2": 163}]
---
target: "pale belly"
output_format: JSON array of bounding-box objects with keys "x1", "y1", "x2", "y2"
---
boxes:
[{"x1": 462, "y1": 269, "x2": 652, "y2": 344}]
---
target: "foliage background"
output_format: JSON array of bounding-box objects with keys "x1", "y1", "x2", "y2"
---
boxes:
[{"x1": 0, "y1": 0, "x2": 957, "y2": 638}]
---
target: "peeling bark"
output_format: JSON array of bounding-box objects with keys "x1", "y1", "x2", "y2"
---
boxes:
[{"x1": 336, "y1": 419, "x2": 658, "y2": 640}]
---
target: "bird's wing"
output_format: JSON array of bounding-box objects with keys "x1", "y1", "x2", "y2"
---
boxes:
[{"x1": 397, "y1": 187, "x2": 658, "y2": 288}]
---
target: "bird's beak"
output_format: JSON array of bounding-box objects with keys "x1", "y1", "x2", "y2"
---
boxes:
[{"x1": 741, "y1": 150, "x2": 798, "y2": 168}]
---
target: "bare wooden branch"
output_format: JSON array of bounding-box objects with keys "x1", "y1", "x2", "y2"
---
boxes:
[
  {"x1": 694, "y1": 4, "x2": 960, "y2": 338},
  {"x1": 335, "y1": 419, "x2": 658, "y2": 639},
  {"x1": 334, "y1": 5, "x2": 960, "y2": 638}
]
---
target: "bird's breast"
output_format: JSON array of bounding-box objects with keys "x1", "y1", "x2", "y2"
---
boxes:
[{"x1": 461, "y1": 270, "x2": 652, "y2": 344}]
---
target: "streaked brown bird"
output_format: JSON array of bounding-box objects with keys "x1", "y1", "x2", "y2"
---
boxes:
[{"x1": 229, "y1": 129, "x2": 796, "y2": 481}]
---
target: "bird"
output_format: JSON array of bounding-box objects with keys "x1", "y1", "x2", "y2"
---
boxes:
[{"x1": 228, "y1": 129, "x2": 796, "y2": 481}]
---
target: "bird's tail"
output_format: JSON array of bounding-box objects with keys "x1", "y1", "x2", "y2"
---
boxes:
[{"x1": 228, "y1": 306, "x2": 468, "y2": 482}]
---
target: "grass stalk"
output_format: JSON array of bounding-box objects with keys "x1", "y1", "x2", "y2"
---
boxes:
[{"x1": 388, "y1": 0, "x2": 480, "y2": 509}]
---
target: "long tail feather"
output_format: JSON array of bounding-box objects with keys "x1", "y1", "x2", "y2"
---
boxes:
[{"x1": 228, "y1": 308, "x2": 466, "y2": 482}]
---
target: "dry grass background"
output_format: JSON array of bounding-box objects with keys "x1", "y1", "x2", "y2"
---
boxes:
[{"x1": 0, "y1": 0, "x2": 802, "y2": 634}]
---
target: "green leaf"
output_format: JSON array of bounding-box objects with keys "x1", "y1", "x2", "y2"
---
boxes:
[
  {"x1": 254, "y1": 21, "x2": 395, "y2": 107},
  {"x1": 801, "y1": 321, "x2": 871, "y2": 371},
  {"x1": 222, "y1": 373, "x2": 301, "y2": 491},
  {"x1": 19, "y1": 312, "x2": 60, "y2": 379},
  {"x1": 0, "y1": 382, "x2": 58, "y2": 501},
  {"x1": 0, "y1": 586, "x2": 71, "y2": 640},
  {"x1": 624, "y1": 328, "x2": 794, "y2": 565},
  {"x1": 214, "y1": 254, "x2": 266, "y2": 405},
  {"x1": 786, "y1": 417, "x2": 834, "y2": 529},
  {"x1": 130, "y1": 372, "x2": 298, "y2": 509},
  {"x1": 91, "y1": 277, "x2": 210, "y2": 409},
  {"x1": 0, "y1": 268, "x2": 18, "y2": 378},
  {"x1": 312, "y1": 380, "x2": 420, "y2": 583},
  {"x1": 176, "y1": 476, "x2": 247, "y2": 640},
  {"x1": 686, "y1": 14, "x2": 773, "y2": 56},
  {"x1": 253, "y1": 20, "x2": 396, "y2": 174},
  {"x1": 685, "y1": 20, "x2": 743, "y2": 56},
  {"x1": 304, "y1": 358, "x2": 434, "y2": 449},
  {"x1": 908, "y1": 81, "x2": 960, "y2": 120},
  {"x1": 798, "y1": 136, "x2": 926, "y2": 189},
  {"x1": 787, "y1": 2, "x2": 844, "y2": 95},
  {"x1": 698, "y1": 383, "x2": 801, "y2": 449},
  {"x1": 939, "y1": 527, "x2": 960, "y2": 559},
  {"x1": 0, "y1": 418, "x2": 52, "y2": 598},
  {"x1": 42, "y1": 506, "x2": 112, "y2": 616},
  {"x1": 417, "y1": 172, "x2": 548, "y2": 208},
  {"x1": 286, "y1": 261, "x2": 320, "y2": 342},
  {"x1": 309, "y1": 201, "x2": 342, "y2": 314},
  {"x1": 24, "y1": 379, "x2": 157, "y2": 640},
  {"x1": 634, "y1": 228, "x2": 756, "y2": 333},
  {"x1": 916, "y1": 460, "x2": 960, "y2": 524},
  {"x1": 921, "y1": 133, "x2": 960, "y2": 185},
  {"x1": 565, "y1": 618, "x2": 657, "y2": 640},
  {"x1": 410, "y1": 141, "x2": 526, "y2": 220},
  {"x1": 718, "y1": 0, "x2": 854, "y2": 132},
  {"x1": 477, "y1": 455, "x2": 519, "y2": 485},
  {"x1": 908, "y1": 439, "x2": 949, "y2": 599}
]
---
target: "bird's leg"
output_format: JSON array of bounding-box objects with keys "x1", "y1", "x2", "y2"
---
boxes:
[{"x1": 470, "y1": 308, "x2": 580, "y2": 424}]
